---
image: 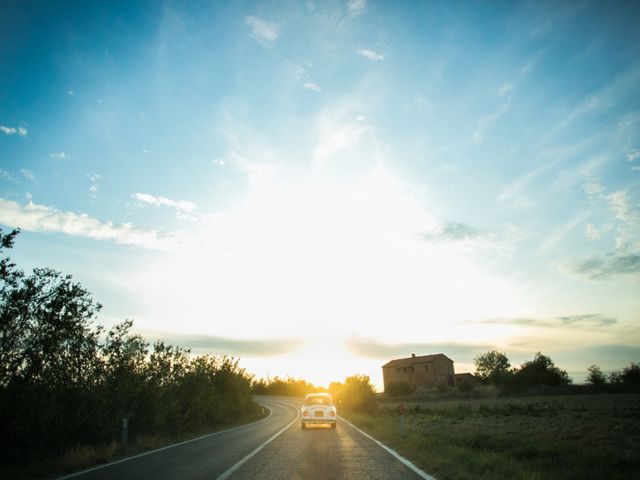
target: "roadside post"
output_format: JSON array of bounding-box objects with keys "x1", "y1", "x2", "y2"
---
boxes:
[
  {"x1": 398, "y1": 403, "x2": 406, "y2": 437},
  {"x1": 122, "y1": 417, "x2": 128, "y2": 448}
]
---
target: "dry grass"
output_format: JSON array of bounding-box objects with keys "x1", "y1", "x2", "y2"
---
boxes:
[{"x1": 344, "y1": 393, "x2": 640, "y2": 480}]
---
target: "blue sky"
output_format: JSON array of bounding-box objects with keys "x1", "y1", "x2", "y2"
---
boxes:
[{"x1": 1, "y1": 0, "x2": 639, "y2": 387}]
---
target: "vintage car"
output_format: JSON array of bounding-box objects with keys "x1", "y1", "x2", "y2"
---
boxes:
[{"x1": 301, "y1": 393, "x2": 337, "y2": 429}]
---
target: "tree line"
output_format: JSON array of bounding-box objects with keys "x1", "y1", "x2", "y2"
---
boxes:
[
  {"x1": 474, "y1": 350, "x2": 640, "y2": 391},
  {"x1": 252, "y1": 374, "x2": 378, "y2": 413},
  {"x1": 0, "y1": 229, "x2": 259, "y2": 466}
]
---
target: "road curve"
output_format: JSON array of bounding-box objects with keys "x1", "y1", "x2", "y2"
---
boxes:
[{"x1": 61, "y1": 396, "x2": 426, "y2": 480}]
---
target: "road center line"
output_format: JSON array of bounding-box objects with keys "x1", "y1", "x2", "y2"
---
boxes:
[
  {"x1": 339, "y1": 416, "x2": 437, "y2": 480},
  {"x1": 217, "y1": 401, "x2": 300, "y2": 480}
]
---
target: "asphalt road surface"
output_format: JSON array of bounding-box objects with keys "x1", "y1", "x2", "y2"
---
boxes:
[{"x1": 62, "y1": 396, "x2": 427, "y2": 480}]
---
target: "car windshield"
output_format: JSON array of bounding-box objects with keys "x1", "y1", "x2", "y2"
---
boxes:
[{"x1": 305, "y1": 395, "x2": 333, "y2": 406}]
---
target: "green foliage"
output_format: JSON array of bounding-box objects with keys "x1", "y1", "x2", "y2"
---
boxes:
[
  {"x1": 609, "y1": 362, "x2": 640, "y2": 387},
  {"x1": 0, "y1": 229, "x2": 259, "y2": 466},
  {"x1": 473, "y1": 350, "x2": 512, "y2": 386},
  {"x1": 385, "y1": 380, "x2": 414, "y2": 396},
  {"x1": 514, "y1": 352, "x2": 571, "y2": 387},
  {"x1": 330, "y1": 374, "x2": 377, "y2": 413},
  {"x1": 586, "y1": 365, "x2": 606, "y2": 386},
  {"x1": 251, "y1": 376, "x2": 323, "y2": 397}
]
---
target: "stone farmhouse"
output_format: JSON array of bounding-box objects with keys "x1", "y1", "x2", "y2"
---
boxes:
[{"x1": 382, "y1": 353, "x2": 455, "y2": 392}]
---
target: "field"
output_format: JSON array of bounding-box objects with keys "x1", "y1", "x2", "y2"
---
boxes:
[{"x1": 343, "y1": 393, "x2": 640, "y2": 480}]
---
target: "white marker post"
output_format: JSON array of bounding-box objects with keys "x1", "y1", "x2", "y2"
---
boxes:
[{"x1": 122, "y1": 417, "x2": 128, "y2": 448}]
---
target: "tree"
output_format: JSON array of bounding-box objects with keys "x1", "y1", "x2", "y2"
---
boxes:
[
  {"x1": 621, "y1": 362, "x2": 640, "y2": 386},
  {"x1": 473, "y1": 350, "x2": 512, "y2": 385},
  {"x1": 330, "y1": 374, "x2": 377, "y2": 413},
  {"x1": 586, "y1": 365, "x2": 606, "y2": 386},
  {"x1": 515, "y1": 352, "x2": 571, "y2": 387}
]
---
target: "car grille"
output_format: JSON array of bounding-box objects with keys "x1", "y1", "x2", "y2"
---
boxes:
[{"x1": 314, "y1": 411, "x2": 324, "y2": 417}]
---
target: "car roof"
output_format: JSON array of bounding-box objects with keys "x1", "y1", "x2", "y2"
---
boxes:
[{"x1": 305, "y1": 393, "x2": 331, "y2": 398}]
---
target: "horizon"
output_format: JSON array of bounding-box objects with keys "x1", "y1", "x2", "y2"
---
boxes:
[{"x1": 1, "y1": 0, "x2": 639, "y2": 390}]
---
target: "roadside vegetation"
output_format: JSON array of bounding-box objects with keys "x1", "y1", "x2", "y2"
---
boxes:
[
  {"x1": 343, "y1": 351, "x2": 640, "y2": 479},
  {"x1": 0, "y1": 229, "x2": 261, "y2": 477},
  {"x1": 253, "y1": 373, "x2": 378, "y2": 413},
  {"x1": 346, "y1": 393, "x2": 640, "y2": 479}
]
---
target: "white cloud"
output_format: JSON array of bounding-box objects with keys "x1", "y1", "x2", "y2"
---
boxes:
[
  {"x1": 607, "y1": 191, "x2": 640, "y2": 252},
  {"x1": 311, "y1": 100, "x2": 377, "y2": 168},
  {"x1": 348, "y1": 0, "x2": 367, "y2": 16},
  {"x1": 472, "y1": 99, "x2": 511, "y2": 144},
  {"x1": 20, "y1": 169, "x2": 35, "y2": 181},
  {"x1": 0, "y1": 198, "x2": 180, "y2": 251},
  {"x1": 586, "y1": 223, "x2": 601, "y2": 240},
  {"x1": 303, "y1": 82, "x2": 321, "y2": 92},
  {"x1": 132, "y1": 192, "x2": 197, "y2": 213},
  {"x1": 0, "y1": 125, "x2": 27, "y2": 137},
  {"x1": 498, "y1": 83, "x2": 514, "y2": 97},
  {"x1": 582, "y1": 180, "x2": 604, "y2": 196},
  {"x1": 245, "y1": 16, "x2": 279, "y2": 46},
  {"x1": 0, "y1": 169, "x2": 18, "y2": 183},
  {"x1": 68, "y1": 90, "x2": 75, "y2": 96},
  {"x1": 50, "y1": 152, "x2": 67, "y2": 159},
  {"x1": 626, "y1": 149, "x2": 640, "y2": 162},
  {"x1": 356, "y1": 48, "x2": 384, "y2": 61}
]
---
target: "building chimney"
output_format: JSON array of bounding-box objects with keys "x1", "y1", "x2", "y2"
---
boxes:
[{"x1": 411, "y1": 353, "x2": 416, "y2": 358}]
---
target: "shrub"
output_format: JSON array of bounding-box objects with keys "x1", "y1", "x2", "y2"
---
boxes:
[
  {"x1": 330, "y1": 374, "x2": 377, "y2": 413},
  {"x1": 514, "y1": 352, "x2": 571, "y2": 388},
  {"x1": 385, "y1": 381, "x2": 414, "y2": 396},
  {"x1": 586, "y1": 365, "x2": 606, "y2": 386}
]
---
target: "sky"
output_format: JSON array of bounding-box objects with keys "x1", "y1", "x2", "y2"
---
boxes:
[{"x1": 1, "y1": 0, "x2": 639, "y2": 388}]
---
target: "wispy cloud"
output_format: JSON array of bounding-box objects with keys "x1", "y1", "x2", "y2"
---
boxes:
[
  {"x1": 50, "y1": 152, "x2": 68, "y2": 159},
  {"x1": 20, "y1": 169, "x2": 35, "y2": 181},
  {"x1": 472, "y1": 99, "x2": 511, "y2": 144},
  {"x1": 88, "y1": 174, "x2": 100, "y2": 199},
  {"x1": 245, "y1": 16, "x2": 279, "y2": 46},
  {"x1": 498, "y1": 83, "x2": 514, "y2": 97},
  {"x1": 0, "y1": 199, "x2": 181, "y2": 250},
  {"x1": 356, "y1": 48, "x2": 384, "y2": 61},
  {"x1": 479, "y1": 313, "x2": 617, "y2": 328},
  {"x1": 607, "y1": 191, "x2": 639, "y2": 252},
  {"x1": 347, "y1": 337, "x2": 491, "y2": 360},
  {"x1": 422, "y1": 221, "x2": 525, "y2": 254},
  {"x1": 132, "y1": 192, "x2": 197, "y2": 213},
  {"x1": 303, "y1": 82, "x2": 321, "y2": 92},
  {"x1": 563, "y1": 253, "x2": 640, "y2": 281},
  {"x1": 0, "y1": 169, "x2": 18, "y2": 183},
  {"x1": 0, "y1": 125, "x2": 27, "y2": 137},
  {"x1": 144, "y1": 331, "x2": 304, "y2": 356},
  {"x1": 626, "y1": 148, "x2": 640, "y2": 162},
  {"x1": 347, "y1": 0, "x2": 367, "y2": 17}
]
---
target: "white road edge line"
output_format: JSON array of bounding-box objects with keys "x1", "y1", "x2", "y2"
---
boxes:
[
  {"x1": 339, "y1": 416, "x2": 437, "y2": 480},
  {"x1": 58, "y1": 407, "x2": 274, "y2": 480},
  {"x1": 216, "y1": 402, "x2": 300, "y2": 480}
]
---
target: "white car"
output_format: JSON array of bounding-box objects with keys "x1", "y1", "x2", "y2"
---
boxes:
[{"x1": 301, "y1": 393, "x2": 337, "y2": 429}]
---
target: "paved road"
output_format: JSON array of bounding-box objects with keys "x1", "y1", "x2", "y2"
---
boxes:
[{"x1": 63, "y1": 396, "x2": 425, "y2": 480}]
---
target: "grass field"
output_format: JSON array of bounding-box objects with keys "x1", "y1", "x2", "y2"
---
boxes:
[{"x1": 343, "y1": 393, "x2": 640, "y2": 480}]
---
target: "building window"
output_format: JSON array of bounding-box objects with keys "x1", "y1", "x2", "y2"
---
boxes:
[
  {"x1": 424, "y1": 365, "x2": 429, "y2": 371},
  {"x1": 409, "y1": 366, "x2": 414, "y2": 373}
]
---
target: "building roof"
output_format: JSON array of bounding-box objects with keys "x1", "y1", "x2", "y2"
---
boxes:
[{"x1": 382, "y1": 353, "x2": 452, "y2": 368}]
